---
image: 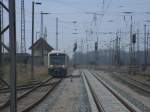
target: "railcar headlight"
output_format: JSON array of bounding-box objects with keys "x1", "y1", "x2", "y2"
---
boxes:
[
  {"x1": 62, "y1": 65, "x2": 66, "y2": 68},
  {"x1": 49, "y1": 65, "x2": 53, "y2": 68}
]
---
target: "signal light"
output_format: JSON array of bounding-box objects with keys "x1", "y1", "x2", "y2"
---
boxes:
[
  {"x1": 132, "y1": 34, "x2": 136, "y2": 44},
  {"x1": 73, "y1": 42, "x2": 77, "y2": 52},
  {"x1": 95, "y1": 41, "x2": 98, "y2": 51}
]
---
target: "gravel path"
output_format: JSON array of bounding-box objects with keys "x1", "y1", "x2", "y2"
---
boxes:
[{"x1": 30, "y1": 70, "x2": 91, "y2": 112}]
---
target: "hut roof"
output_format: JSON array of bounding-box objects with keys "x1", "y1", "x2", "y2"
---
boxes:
[{"x1": 29, "y1": 38, "x2": 54, "y2": 51}]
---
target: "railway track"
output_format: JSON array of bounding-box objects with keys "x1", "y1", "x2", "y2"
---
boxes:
[
  {"x1": 110, "y1": 72, "x2": 150, "y2": 95},
  {"x1": 82, "y1": 70, "x2": 141, "y2": 112},
  {"x1": 0, "y1": 82, "x2": 42, "y2": 93},
  {"x1": 0, "y1": 77, "x2": 62, "y2": 112}
]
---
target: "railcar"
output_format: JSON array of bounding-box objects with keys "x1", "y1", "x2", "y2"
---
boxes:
[{"x1": 48, "y1": 50, "x2": 68, "y2": 77}]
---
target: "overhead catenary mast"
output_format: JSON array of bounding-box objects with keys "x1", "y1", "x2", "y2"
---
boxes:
[
  {"x1": 44, "y1": 26, "x2": 47, "y2": 41},
  {"x1": 40, "y1": 11, "x2": 43, "y2": 38},
  {"x1": 129, "y1": 16, "x2": 133, "y2": 66},
  {"x1": 56, "y1": 17, "x2": 58, "y2": 50},
  {"x1": 20, "y1": 0, "x2": 26, "y2": 53},
  {"x1": 40, "y1": 11, "x2": 49, "y2": 40},
  {"x1": 144, "y1": 24, "x2": 147, "y2": 69}
]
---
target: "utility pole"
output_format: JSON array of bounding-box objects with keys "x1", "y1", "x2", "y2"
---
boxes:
[
  {"x1": 0, "y1": 0, "x2": 4, "y2": 76},
  {"x1": 85, "y1": 30, "x2": 89, "y2": 66},
  {"x1": 81, "y1": 39, "x2": 83, "y2": 54},
  {"x1": 144, "y1": 24, "x2": 147, "y2": 69},
  {"x1": 115, "y1": 33, "x2": 119, "y2": 66},
  {"x1": 1, "y1": 0, "x2": 3, "y2": 53},
  {"x1": 129, "y1": 16, "x2": 133, "y2": 66},
  {"x1": 147, "y1": 30, "x2": 150, "y2": 65},
  {"x1": 93, "y1": 14, "x2": 99, "y2": 66},
  {"x1": 112, "y1": 40, "x2": 115, "y2": 65},
  {"x1": 31, "y1": 2, "x2": 41, "y2": 80},
  {"x1": 0, "y1": 0, "x2": 4, "y2": 72},
  {"x1": 114, "y1": 32, "x2": 121, "y2": 66},
  {"x1": 137, "y1": 28, "x2": 140, "y2": 65},
  {"x1": 31, "y1": 2, "x2": 35, "y2": 80},
  {"x1": 0, "y1": 1, "x2": 17, "y2": 111},
  {"x1": 44, "y1": 26, "x2": 47, "y2": 41},
  {"x1": 9, "y1": 0, "x2": 17, "y2": 111},
  {"x1": 118, "y1": 36, "x2": 121, "y2": 65},
  {"x1": 80, "y1": 39, "x2": 83, "y2": 64},
  {"x1": 40, "y1": 11, "x2": 43, "y2": 38},
  {"x1": 109, "y1": 40, "x2": 112, "y2": 65},
  {"x1": 56, "y1": 17, "x2": 58, "y2": 50},
  {"x1": 0, "y1": 0, "x2": 2, "y2": 75}
]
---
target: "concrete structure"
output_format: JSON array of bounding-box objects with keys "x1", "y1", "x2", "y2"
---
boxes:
[{"x1": 29, "y1": 38, "x2": 54, "y2": 66}]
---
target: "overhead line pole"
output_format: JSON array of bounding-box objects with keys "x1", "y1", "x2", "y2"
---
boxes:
[
  {"x1": 21, "y1": 0, "x2": 26, "y2": 53},
  {"x1": 31, "y1": 2, "x2": 35, "y2": 80},
  {"x1": 31, "y1": 2, "x2": 41, "y2": 80},
  {"x1": 56, "y1": 17, "x2": 58, "y2": 50},
  {"x1": 9, "y1": 0, "x2": 17, "y2": 111},
  {"x1": 0, "y1": 0, "x2": 2, "y2": 74},
  {"x1": 137, "y1": 28, "x2": 140, "y2": 65},
  {"x1": 144, "y1": 24, "x2": 147, "y2": 69},
  {"x1": 1, "y1": 0, "x2": 3, "y2": 53},
  {"x1": 40, "y1": 11, "x2": 43, "y2": 38},
  {"x1": 147, "y1": 29, "x2": 150, "y2": 65},
  {"x1": 109, "y1": 40, "x2": 112, "y2": 65},
  {"x1": 129, "y1": 16, "x2": 133, "y2": 66},
  {"x1": 0, "y1": 0, "x2": 4, "y2": 76}
]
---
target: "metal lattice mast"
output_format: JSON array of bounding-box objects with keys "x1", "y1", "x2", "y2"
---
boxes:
[
  {"x1": 21, "y1": 0, "x2": 26, "y2": 53},
  {"x1": 0, "y1": 1, "x2": 17, "y2": 111}
]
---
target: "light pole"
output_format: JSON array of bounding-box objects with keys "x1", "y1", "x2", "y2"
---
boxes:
[{"x1": 31, "y1": 1, "x2": 41, "y2": 80}]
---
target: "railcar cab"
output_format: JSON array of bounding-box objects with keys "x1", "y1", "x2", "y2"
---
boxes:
[{"x1": 48, "y1": 50, "x2": 68, "y2": 77}]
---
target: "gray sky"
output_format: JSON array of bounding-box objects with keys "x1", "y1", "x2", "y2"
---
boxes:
[{"x1": 2, "y1": 0, "x2": 150, "y2": 56}]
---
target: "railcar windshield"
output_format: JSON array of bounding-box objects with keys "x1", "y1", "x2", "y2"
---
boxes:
[{"x1": 50, "y1": 54, "x2": 65, "y2": 65}]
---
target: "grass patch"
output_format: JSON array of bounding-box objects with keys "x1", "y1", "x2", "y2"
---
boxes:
[{"x1": 1, "y1": 64, "x2": 48, "y2": 86}]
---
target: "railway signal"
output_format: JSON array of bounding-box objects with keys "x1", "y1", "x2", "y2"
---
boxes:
[
  {"x1": 73, "y1": 42, "x2": 77, "y2": 52},
  {"x1": 95, "y1": 41, "x2": 98, "y2": 51},
  {"x1": 132, "y1": 33, "x2": 136, "y2": 44}
]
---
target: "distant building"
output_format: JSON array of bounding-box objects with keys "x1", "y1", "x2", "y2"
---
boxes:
[{"x1": 29, "y1": 38, "x2": 54, "y2": 66}]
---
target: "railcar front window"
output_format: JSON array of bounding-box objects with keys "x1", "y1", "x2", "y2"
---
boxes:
[{"x1": 50, "y1": 55, "x2": 65, "y2": 65}]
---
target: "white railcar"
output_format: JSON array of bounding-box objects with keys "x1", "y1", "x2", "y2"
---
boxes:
[{"x1": 48, "y1": 50, "x2": 68, "y2": 77}]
